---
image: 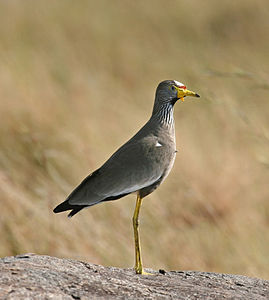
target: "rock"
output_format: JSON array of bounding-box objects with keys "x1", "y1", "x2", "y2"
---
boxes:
[{"x1": 0, "y1": 254, "x2": 268, "y2": 299}]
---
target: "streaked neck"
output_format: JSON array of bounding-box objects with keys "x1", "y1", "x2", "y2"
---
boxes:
[{"x1": 152, "y1": 103, "x2": 175, "y2": 128}]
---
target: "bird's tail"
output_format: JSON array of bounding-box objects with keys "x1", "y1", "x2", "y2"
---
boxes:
[{"x1": 53, "y1": 201, "x2": 88, "y2": 218}]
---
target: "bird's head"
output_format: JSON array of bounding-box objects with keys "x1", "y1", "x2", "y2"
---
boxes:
[{"x1": 155, "y1": 80, "x2": 200, "y2": 106}]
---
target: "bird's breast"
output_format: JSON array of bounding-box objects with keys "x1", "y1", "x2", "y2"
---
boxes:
[{"x1": 146, "y1": 136, "x2": 176, "y2": 169}]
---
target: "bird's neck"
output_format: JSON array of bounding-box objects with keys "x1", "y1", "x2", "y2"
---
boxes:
[{"x1": 151, "y1": 103, "x2": 175, "y2": 130}]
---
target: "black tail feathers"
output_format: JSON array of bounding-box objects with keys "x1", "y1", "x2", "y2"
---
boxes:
[{"x1": 53, "y1": 200, "x2": 87, "y2": 218}]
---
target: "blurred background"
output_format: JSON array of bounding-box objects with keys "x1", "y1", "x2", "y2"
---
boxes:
[{"x1": 1, "y1": 0, "x2": 269, "y2": 279}]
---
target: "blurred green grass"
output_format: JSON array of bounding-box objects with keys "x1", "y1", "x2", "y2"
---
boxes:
[{"x1": 1, "y1": 0, "x2": 269, "y2": 279}]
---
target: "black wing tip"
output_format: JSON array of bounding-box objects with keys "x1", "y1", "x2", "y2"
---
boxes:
[
  {"x1": 53, "y1": 201, "x2": 86, "y2": 218},
  {"x1": 53, "y1": 206, "x2": 61, "y2": 214},
  {"x1": 53, "y1": 201, "x2": 69, "y2": 214}
]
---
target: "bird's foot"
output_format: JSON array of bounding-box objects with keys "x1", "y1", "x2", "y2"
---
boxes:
[
  {"x1": 141, "y1": 270, "x2": 154, "y2": 276},
  {"x1": 135, "y1": 267, "x2": 154, "y2": 275}
]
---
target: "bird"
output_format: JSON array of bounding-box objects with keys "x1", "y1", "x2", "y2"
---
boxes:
[{"x1": 53, "y1": 80, "x2": 200, "y2": 275}]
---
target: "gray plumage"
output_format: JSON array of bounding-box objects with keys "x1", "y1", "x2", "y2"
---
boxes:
[{"x1": 53, "y1": 80, "x2": 199, "y2": 217}]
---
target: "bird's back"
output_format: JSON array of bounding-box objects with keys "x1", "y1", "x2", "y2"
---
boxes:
[
  {"x1": 68, "y1": 118, "x2": 176, "y2": 204},
  {"x1": 53, "y1": 79, "x2": 200, "y2": 217}
]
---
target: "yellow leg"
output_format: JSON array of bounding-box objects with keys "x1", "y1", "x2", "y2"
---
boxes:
[{"x1": 132, "y1": 194, "x2": 152, "y2": 275}]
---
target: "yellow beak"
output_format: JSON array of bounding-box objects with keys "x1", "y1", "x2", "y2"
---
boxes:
[{"x1": 174, "y1": 86, "x2": 200, "y2": 102}]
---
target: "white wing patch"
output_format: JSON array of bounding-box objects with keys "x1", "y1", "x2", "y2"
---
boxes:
[
  {"x1": 174, "y1": 80, "x2": 185, "y2": 87},
  {"x1": 156, "y1": 141, "x2": 162, "y2": 147}
]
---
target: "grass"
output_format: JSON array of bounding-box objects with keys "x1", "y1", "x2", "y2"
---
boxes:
[{"x1": 1, "y1": 0, "x2": 269, "y2": 279}]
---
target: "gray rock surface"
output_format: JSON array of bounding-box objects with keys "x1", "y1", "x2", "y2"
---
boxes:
[{"x1": 0, "y1": 254, "x2": 268, "y2": 299}]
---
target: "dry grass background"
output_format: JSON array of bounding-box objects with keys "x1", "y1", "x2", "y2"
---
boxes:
[{"x1": 1, "y1": 0, "x2": 269, "y2": 279}]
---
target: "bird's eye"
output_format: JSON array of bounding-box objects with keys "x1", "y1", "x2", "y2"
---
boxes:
[{"x1": 171, "y1": 86, "x2": 176, "y2": 91}]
